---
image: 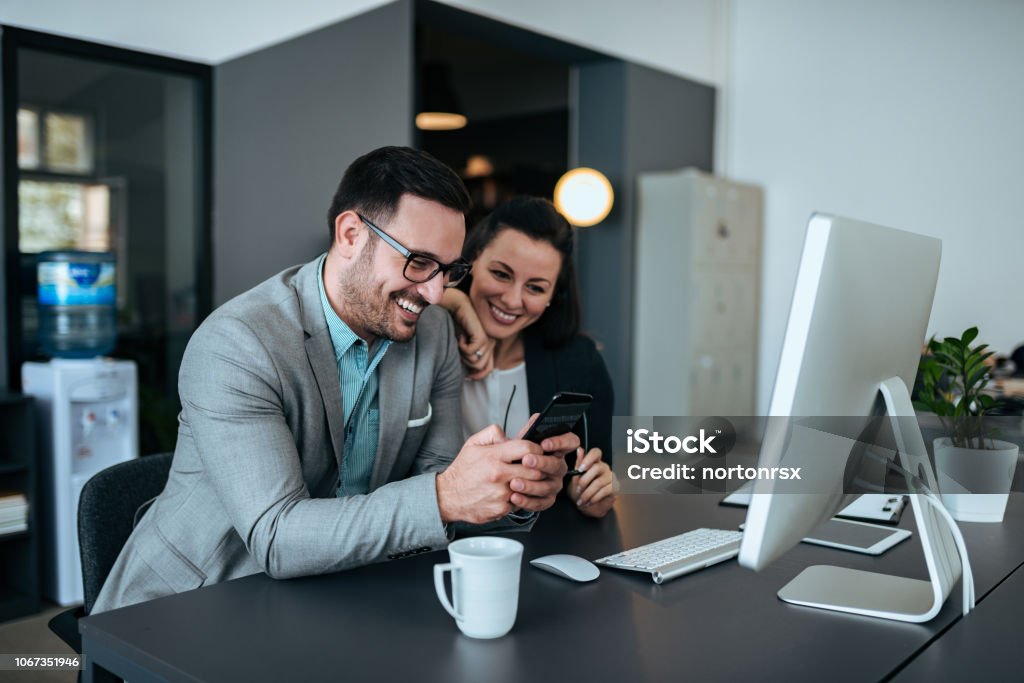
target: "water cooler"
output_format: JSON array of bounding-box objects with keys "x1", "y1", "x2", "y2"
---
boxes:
[{"x1": 22, "y1": 359, "x2": 138, "y2": 606}]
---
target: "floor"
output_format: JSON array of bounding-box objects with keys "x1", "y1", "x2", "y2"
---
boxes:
[{"x1": 0, "y1": 603, "x2": 79, "y2": 682}]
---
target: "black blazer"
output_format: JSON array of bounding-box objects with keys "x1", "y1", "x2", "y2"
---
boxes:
[{"x1": 523, "y1": 331, "x2": 614, "y2": 464}]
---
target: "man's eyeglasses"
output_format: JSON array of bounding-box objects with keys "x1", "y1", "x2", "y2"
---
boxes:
[{"x1": 357, "y1": 213, "x2": 470, "y2": 288}]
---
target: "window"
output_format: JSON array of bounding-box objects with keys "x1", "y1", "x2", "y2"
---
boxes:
[
  {"x1": 16, "y1": 108, "x2": 40, "y2": 169},
  {"x1": 18, "y1": 180, "x2": 113, "y2": 253},
  {"x1": 17, "y1": 106, "x2": 94, "y2": 174}
]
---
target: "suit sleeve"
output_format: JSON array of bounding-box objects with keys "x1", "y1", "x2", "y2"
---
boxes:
[{"x1": 180, "y1": 315, "x2": 450, "y2": 580}]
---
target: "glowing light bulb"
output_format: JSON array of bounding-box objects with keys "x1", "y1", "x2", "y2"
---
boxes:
[{"x1": 553, "y1": 168, "x2": 614, "y2": 227}]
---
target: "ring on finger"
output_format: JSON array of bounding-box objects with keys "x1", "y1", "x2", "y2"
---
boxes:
[{"x1": 474, "y1": 349, "x2": 484, "y2": 359}]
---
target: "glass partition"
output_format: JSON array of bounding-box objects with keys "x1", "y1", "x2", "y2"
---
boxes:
[{"x1": 3, "y1": 30, "x2": 212, "y2": 453}]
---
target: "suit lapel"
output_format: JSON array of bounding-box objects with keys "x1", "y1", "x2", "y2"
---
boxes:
[
  {"x1": 372, "y1": 339, "x2": 415, "y2": 488},
  {"x1": 296, "y1": 258, "x2": 347, "y2": 474}
]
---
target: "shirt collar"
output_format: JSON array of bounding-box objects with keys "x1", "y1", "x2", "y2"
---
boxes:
[{"x1": 317, "y1": 254, "x2": 391, "y2": 361}]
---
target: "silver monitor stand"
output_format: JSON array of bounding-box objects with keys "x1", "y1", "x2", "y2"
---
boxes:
[{"x1": 777, "y1": 378, "x2": 973, "y2": 622}]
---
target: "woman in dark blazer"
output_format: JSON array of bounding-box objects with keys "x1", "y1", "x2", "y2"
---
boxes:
[
  {"x1": 442, "y1": 197, "x2": 617, "y2": 517},
  {"x1": 521, "y1": 329, "x2": 613, "y2": 462}
]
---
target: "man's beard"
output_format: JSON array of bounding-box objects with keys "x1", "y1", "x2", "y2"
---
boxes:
[{"x1": 337, "y1": 243, "x2": 428, "y2": 343}]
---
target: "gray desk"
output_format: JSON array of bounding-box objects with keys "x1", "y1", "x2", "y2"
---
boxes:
[
  {"x1": 892, "y1": 555, "x2": 1024, "y2": 681},
  {"x1": 80, "y1": 493, "x2": 1024, "y2": 682}
]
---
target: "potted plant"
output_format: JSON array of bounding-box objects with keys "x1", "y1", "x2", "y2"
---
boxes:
[{"x1": 914, "y1": 327, "x2": 1019, "y2": 522}]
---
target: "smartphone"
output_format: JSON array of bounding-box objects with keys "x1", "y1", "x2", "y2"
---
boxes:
[
  {"x1": 521, "y1": 392, "x2": 593, "y2": 444},
  {"x1": 801, "y1": 519, "x2": 911, "y2": 555}
]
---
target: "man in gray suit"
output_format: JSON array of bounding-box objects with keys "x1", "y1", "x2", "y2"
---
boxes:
[{"x1": 94, "y1": 147, "x2": 574, "y2": 613}]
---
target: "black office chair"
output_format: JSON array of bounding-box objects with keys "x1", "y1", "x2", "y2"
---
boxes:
[{"x1": 48, "y1": 452, "x2": 174, "y2": 653}]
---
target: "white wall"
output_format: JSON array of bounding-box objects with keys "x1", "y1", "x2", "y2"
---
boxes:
[{"x1": 724, "y1": 0, "x2": 1024, "y2": 411}]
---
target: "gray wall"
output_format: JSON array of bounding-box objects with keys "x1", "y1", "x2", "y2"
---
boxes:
[
  {"x1": 213, "y1": 0, "x2": 414, "y2": 304},
  {"x1": 575, "y1": 60, "x2": 715, "y2": 415}
]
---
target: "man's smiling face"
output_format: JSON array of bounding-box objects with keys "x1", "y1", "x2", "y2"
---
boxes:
[{"x1": 335, "y1": 194, "x2": 465, "y2": 342}]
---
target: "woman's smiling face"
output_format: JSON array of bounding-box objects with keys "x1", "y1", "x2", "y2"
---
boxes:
[{"x1": 468, "y1": 228, "x2": 563, "y2": 342}]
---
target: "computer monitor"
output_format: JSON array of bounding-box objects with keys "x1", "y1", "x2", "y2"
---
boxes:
[{"x1": 738, "y1": 213, "x2": 970, "y2": 623}]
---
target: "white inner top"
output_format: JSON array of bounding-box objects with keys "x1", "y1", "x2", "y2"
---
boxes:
[{"x1": 461, "y1": 362, "x2": 530, "y2": 440}]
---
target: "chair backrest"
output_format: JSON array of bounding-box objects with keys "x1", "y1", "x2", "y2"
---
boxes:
[{"x1": 77, "y1": 452, "x2": 173, "y2": 614}]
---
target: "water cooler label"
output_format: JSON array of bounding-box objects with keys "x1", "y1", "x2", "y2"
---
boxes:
[{"x1": 38, "y1": 262, "x2": 116, "y2": 306}]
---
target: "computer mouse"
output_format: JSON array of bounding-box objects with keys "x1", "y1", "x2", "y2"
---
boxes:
[{"x1": 529, "y1": 554, "x2": 600, "y2": 582}]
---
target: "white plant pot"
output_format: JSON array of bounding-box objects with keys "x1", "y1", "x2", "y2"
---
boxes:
[{"x1": 933, "y1": 437, "x2": 1019, "y2": 523}]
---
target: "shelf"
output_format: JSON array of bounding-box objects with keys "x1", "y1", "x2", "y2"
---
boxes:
[
  {"x1": 0, "y1": 392, "x2": 31, "y2": 405},
  {"x1": 0, "y1": 585, "x2": 39, "y2": 623},
  {"x1": 0, "y1": 393, "x2": 38, "y2": 622}
]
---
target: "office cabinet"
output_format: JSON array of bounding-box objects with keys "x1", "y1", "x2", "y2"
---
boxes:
[
  {"x1": 0, "y1": 392, "x2": 39, "y2": 621},
  {"x1": 632, "y1": 168, "x2": 763, "y2": 416}
]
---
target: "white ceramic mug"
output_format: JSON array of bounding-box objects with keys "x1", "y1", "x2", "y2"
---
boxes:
[{"x1": 434, "y1": 536, "x2": 523, "y2": 639}]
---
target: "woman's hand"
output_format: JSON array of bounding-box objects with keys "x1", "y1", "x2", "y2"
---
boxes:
[
  {"x1": 567, "y1": 447, "x2": 618, "y2": 518},
  {"x1": 441, "y1": 289, "x2": 494, "y2": 379}
]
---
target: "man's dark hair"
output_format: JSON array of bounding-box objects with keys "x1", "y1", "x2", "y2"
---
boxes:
[
  {"x1": 459, "y1": 196, "x2": 580, "y2": 348},
  {"x1": 326, "y1": 146, "x2": 471, "y2": 243}
]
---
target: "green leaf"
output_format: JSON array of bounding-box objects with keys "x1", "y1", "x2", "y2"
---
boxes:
[
  {"x1": 962, "y1": 368, "x2": 987, "y2": 389},
  {"x1": 966, "y1": 344, "x2": 991, "y2": 366},
  {"x1": 965, "y1": 360, "x2": 993, "y2": 382},
  {"x1": 914, "y1": 327, "x2": 1001, "y2": 419},
  {"x1": 965, "y1": 347, "x2": 990, "y2": 367}
]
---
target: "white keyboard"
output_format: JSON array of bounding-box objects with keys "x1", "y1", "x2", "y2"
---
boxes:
[{"x1": 595, "y1": 528, "x2": 743, "y2": 584}]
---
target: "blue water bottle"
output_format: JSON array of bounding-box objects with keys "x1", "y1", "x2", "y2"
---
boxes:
[{"x1": 37, "y1": 251, "x2": 117, "y2": 359}]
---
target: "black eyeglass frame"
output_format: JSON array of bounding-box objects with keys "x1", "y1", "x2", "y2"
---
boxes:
[{"x1": 357, "y1": 213, "x2": 470, "y2": 288}]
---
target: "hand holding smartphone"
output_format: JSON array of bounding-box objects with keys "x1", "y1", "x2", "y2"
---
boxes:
[{"x1": 521, "y1": 392, "x2": 593, "y2": 446}]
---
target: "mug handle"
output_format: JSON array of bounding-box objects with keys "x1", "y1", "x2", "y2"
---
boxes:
[{"x1": 434, "y1": 563, "x2": 461, "y2": 620}]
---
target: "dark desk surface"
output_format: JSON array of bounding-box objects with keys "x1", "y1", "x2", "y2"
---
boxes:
[
  {"x1": 892, "y1": 554, "x2": 1024, "y2": 681},
  {"x1": 81, "y1": 493, "x2": 1024, "y2": 683}
]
